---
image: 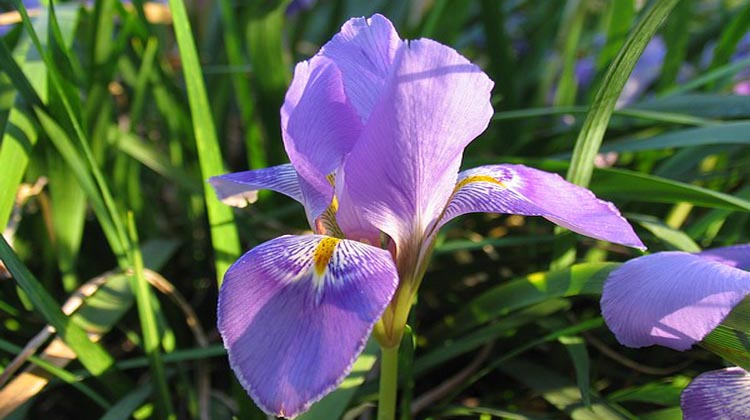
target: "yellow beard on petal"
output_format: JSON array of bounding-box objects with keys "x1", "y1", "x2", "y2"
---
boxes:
[
  {"x1": 313, "y1": 237, "x2": 340, "y2": 276},
  {"x1": 454, "y1": 175, "x2": 505, "y2": 191}
]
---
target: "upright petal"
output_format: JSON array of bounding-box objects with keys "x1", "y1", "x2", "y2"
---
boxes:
[
  {"x1": 440, "y1": 164, "x2": 644, "y2": 249},
  {"x1": 601, "y1": 251, "x2": 750, "y2": 351},
  {"x1": 680, "y1": 367, "x2": 750, "y2": 420},
  {"x1": 208, "y1": 164, "x2": 303, "y2": 208},
  {"x1": 218, "y1": 235, "x2": 398, "y2": 418},
  {"x1": 338, "y1": 38, "x2": 494, "y2": 247},
  {"x1": 281, "y1": 55, "x2": 363, "y2": 220},
  {"x1": 321, "y1": 14, "x2": 401, "y2": 121}
]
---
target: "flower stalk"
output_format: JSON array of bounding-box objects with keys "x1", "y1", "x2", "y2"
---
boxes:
[{"x1": 377, "y1": 344, "x2": 401, "y2": 420}]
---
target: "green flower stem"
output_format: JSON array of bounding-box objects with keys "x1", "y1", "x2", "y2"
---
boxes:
[{"x1": 378, "y1": 344, "x2": 401, "y2": 420}]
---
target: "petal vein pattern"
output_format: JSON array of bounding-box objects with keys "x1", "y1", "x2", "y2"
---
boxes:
[
  {"x1": 218, "y1": 235, "x2": 398, "y2": 418},
  {"x1": 440, "y1": 164, "x2": 644, "y2": 249},
  {"x1": 601, "y1": 250, "x2": 750, "y2": 351},
  {"x1": 208, "y1": 163, "x2": 303, "y2": 208},
  {"x1": 680, "y1": 367, "x2": 750, "y2": 420},
  {"x1": 339, "y1": 36, "x2": 494, "y2": 248}
]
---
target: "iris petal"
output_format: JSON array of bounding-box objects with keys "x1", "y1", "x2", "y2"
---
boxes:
[
  {"x1": 440, "y1": 164, "x2": 644, "y2": 249},
  {"x1": 698, "y1": 244, "x2": 750, "y2": 270},
  {"x1": 322, "y1": 14, "x2": 401, "y2": 121},
  {"x1": 339, "y1": 37, "x2": 494, "y2": 248},
  {"x1": 680, "y1": 367, "x2": 750, "y2": 420},
  {"x1": 601, "y1": 251, "x2": 750, "y2": 351},
  {"x1": 208, "y1": 164, "x2": 303, "y2": 208},
  {"x1": 282, "y1": 56, "x2": 362, "y2": 220},
  {"x1": 218, "y1": 235, "x2": 398, "y2": 418}
]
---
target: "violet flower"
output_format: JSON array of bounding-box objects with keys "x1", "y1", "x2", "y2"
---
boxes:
[
  {"x1": 601, "y1": 244, "x2": 750, "y2": 420},
  {"x1": 211, "y1": 14, "x2": 643, "y2": 418}
]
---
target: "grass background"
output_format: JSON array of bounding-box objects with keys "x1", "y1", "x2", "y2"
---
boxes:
[{"x1": 0, "y1": 0, "x2": 748, "y2": 418}]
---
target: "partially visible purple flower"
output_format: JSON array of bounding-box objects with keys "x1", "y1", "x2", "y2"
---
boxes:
[
  {"x1": 0, "y1": 0, "x2": 40, "y2": 36},
  {"x1": 552, "y1": 36, "x2": 666, "y2": 107},
  {"x1": 680, "y1": 367, "x2": 750, "y2": 420},
  {"x1": 286, "y1": 0, "x2": 316, "y2": 16},
  {"x1": 616, "y1": 36, "x2": 665, "y2": 108},
  {"x1": 211, "y1": 14, "x2": 644, "y2": 417},
  {"x1": 700, "y1": 32, "x2": 749, "y2": 95},
  {"x1": 601, "y1": 244, "x2": 750, "y2": 419}
]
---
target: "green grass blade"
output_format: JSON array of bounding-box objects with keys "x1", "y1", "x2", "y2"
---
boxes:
[
  {"x1": 705, "y1": 3, "x2": 749, "y2": 72},
  {"x1": 13, "y1": 0, "x2": 131, "y2": 264},
  {"x1": 436, "y1": 263, "x2": 618, "y2": 337},
  {"x1": 167, "y1": 0, "x2": 241, "y2": 283},
  {"x1": 0, "y1": 338, "x2": 111, "y2": 409},
  {"x1": 566, "y1": 0, "x2": 679, "y2": 187},
  {"x1": 217, "y1": 0, "x2": 267, "y2": 170},
  {"x1": 0, "y1": 8, "x2": 49, "y2": 230},
  {"x1": 499, "y1": 357, "x2": 629, "y2": 420},
  {"x1": 600, "y1": 121, "x2": 750, "y2": 153},
  {"x1": 297, "y1": 340, "x2": 379, "y2": 420},
  {"x1": 125, "y1": 213, "x2": 175, "y2": 419},
  {"x1": 591, "y1": 168, "x2": 750, "y2": 211},
  {"x1": 0, "y1": 235, "x2": 130, "y2": 396},
  {"x1": 47, "y1": 149, "x2": 87, "y2": 291},
  {"x1": 99, "y1": 384, "x2": 154, "y2": 420},
  {"x1": 629, "y1": 214, "x2": 700, "y2": 252},
  {"x1": 559, "y1": 334, "x2": 592, "y2": 407}
]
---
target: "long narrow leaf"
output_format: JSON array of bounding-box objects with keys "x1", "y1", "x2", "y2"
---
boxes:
[{"x1": 167, "y1": 0, "x2": 241, "y2": 283}]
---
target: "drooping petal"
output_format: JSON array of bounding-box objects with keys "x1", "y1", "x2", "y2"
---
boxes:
[
  {"x1": 218, "y1": 235, "x2": 398, "y2": 418},
  {"x1": 208, "y1": 164, "x2": 303, "y2": 208},
  {"x1": 698, "y1": 244, "x2": 750, "y2": 270},
  {"x1": 680, "y1": 367, "x2": 750, "y2": 420},
  {"x1": 601, "y1": 251, "x2": 750, "y2": 351},
  {"x1": 321, "y1": 14, "x2": 401, "y2": 121},
  {"x1": 281, "y1": 55, "x2": 363, "y2": 220},
  {"x1": 338, "y1": 37, "x2": 494, "y2": 247},
  {"x1": 440, "y1": 164, "x2": 644, "y2": 249}
]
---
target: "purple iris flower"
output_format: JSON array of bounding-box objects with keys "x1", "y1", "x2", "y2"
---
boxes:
[
  {"x1": 211, "y1": 14, "x2": 643, "y2": 418},
  {"x1": 601, "y1": 244, "x2": 750, "y2": 420}
]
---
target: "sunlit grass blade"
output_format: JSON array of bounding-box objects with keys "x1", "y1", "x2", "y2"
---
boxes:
[
  {"x1": 0, "y1": 7, "x2": 50, "y2": 230},
  {"x1": 629, "y1": 214, "x2": 701, "y2": 252},
  {"x1": 591, "y1": 168, "x2": 750, "y2": 211},
  {"x1": 167, "y1": 0, "x2": 241, "y2": 283},
  {"x1": 0, "y1": 235, "x2": 129, "y2": 396},
  {"x1": 0, "y1": 338, "x2": 112, "y2": 412},
  {"x1": 11, "y1": 0, "x2": 130, "y2": 264}
]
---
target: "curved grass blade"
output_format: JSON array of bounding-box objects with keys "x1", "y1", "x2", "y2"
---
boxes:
[
  {"x1": 0, "y1": 235, "x2": 129, "y2": 396},
  {"x1": 0, "y1": 338, "x2": 111, "y2": 412},
  {"x1": 566, "y1": 0, "x2": 679, "y2": 187}
]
